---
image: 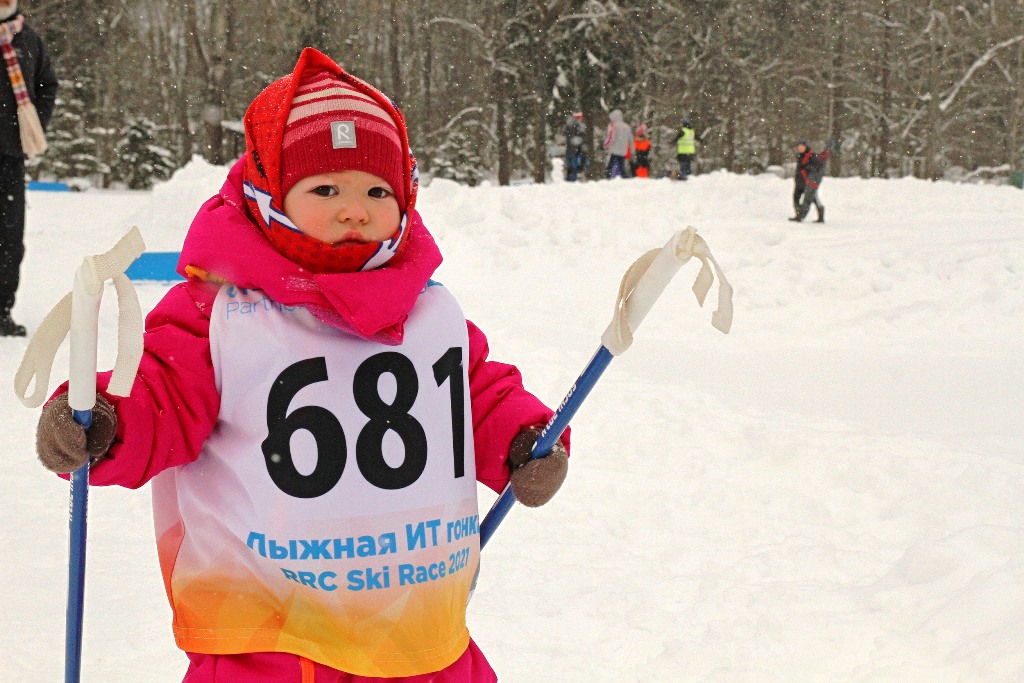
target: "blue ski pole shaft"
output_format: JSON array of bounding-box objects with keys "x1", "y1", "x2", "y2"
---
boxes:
[
  {"x1": 66, "y1": 409, "x2": 91, "y2": 683},
  {"x1": 479, "y1": 345, "x2": 614, "y2": 549}
]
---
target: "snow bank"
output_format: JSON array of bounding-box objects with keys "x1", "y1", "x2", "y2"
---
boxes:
[{"x1": 3, "y1": 170, "x2": 1022, "y2": 681}]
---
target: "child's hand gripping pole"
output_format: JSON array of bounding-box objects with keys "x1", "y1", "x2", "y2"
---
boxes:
[
  {"x1": 479, "y1": 227, "x2": 732, "y2": 549},
  {"x1": 13, "y1": 227, "x2": 147, "y2": 683}
]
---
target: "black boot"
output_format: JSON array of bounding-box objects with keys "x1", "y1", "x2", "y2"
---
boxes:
[
  {"x1": 815, "y1": 207, "x2": 825, "y2": 223},
  {"x1": 0, "y1": 313, "x2": 26, "y2": 337}
]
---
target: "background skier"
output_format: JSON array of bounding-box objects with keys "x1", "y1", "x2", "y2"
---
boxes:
[{"x1": 791, "y1": 139, "x2": 837, "y2": 223}]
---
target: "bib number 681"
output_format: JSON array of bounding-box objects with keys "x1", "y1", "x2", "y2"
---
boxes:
[{"x1": 261, "y1": 349, "x2": 465, "y2": 498}]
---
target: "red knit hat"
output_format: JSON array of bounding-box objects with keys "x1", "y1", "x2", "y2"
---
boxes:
[{"x1": 242, "y1": 48, "x2": 418, "y2": 274}]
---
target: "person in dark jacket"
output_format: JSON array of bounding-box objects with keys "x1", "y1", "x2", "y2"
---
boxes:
[
  {"x1": 790, "y1": 139, "x2": 833, "y2": 223},
  {"x1": 563, "y1": 111, "x2": 587, "y2": 182},
  {"x1": 0, "y1": 0, "x2": 57, "y2": 336}
]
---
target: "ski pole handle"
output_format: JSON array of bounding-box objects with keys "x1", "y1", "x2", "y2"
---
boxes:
[
  {"x1": 14, "y1": 226, "x2": 147, "y2": 410},
  {"x1": 68, "y1": 226, "x2": 146, "y2": 410},
  {"x1": 68, "y1": 267, "x2": 102, "y2": 412}
]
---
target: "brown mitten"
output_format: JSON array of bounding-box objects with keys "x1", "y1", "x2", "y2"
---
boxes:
[
  {"x1": 36, "y1": 393, "x2": 118, "y2": 473},
  {"x1": 508, "y1": 426, "x2": 568, "y2": 508}
]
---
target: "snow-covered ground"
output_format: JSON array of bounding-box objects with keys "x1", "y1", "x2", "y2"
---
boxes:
[{"x1": 2, "y1": 160, "x2": 1022, "y2": 682}]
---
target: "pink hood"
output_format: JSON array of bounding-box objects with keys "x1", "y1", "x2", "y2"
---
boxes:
[{"x1": 178, "y1": 158, "x2": 441, "y2": 345}]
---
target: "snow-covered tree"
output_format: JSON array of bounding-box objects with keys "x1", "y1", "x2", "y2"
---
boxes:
[
  {"x1": 429, "y1": 126, "x2": 485, "y2": 186},
  {"x1": 113, "y1": 118, "x2": 177, "y2": 190},
  {"x1": 23, "y1": 0, "x2": 1024, "y2": 185},
  {"x1": 30, "y1": 77, "x2": 109, "y2": 183}
]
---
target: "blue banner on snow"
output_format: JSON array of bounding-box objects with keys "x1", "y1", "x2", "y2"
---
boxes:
[
  {"x1": 27, "y1": 181, "x2": 71, "y2": 192},
  {"x1": 125, "y1": 252, "x2": 184, "y2": 282}
]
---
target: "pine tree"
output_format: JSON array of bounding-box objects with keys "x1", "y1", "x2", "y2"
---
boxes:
[
  {"x1": 113, "y1": 118, "x2": 176, "y2": 190},
  {"x1": 30, "y1": 78, "x2": 110, "y2": 183},
  {"x1": 429, "y1": 127, "x2": 484, "y2": 186}
]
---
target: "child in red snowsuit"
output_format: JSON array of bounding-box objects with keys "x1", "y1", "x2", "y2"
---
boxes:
[
  {"x1": 631, "y1": 124, "x2": 652, "y2": 178},
  {"x1": 35, "y1": 48, "x2": 569, "y2": 683}
]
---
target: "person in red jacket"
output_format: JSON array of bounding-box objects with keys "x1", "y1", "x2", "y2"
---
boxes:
[
  {"x1": 790, "y1": 139, "x2": 837, "y2": 223},
  {"x1": 34, "y1": 48, "x2": 569, "y2": 683}
]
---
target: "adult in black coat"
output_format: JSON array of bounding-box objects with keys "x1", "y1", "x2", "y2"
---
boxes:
[
  {"x1": 790, "y1": 139, "x2": 835, "y2": 223},
  {"x1": 0, "y1": 0, "x2": 57, "y2": 336}
]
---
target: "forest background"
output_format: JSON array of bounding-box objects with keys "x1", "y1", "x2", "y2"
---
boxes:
[{"x1": 23, "y1": 0, "x2": 1024, "y2": 189}]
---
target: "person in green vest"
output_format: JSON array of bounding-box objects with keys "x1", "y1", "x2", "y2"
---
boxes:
[{"x1": 675, "y1": 118, "x2": 699, "y2": 181}]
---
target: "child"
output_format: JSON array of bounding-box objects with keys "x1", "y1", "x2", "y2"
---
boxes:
[
  {"x1": 35, "y1": 48, "x2": 569, "y2": 682},
  {"x1": 631, "y1": 123, "x2": 651, "y2": 178}
]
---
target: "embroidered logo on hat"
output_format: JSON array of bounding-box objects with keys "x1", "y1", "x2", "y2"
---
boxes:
[{"x1": 331, "y1": 120, "x2": 357, "y2": 149}]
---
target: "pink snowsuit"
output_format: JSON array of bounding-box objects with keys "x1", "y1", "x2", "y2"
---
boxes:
[{"x1": 70, "y1": 160, "x2": 564, "y2": 682}]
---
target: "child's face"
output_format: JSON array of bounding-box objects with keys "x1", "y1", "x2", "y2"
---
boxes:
[{"x1": 283, "y1": 170, "x2": 400, "y2": 247}]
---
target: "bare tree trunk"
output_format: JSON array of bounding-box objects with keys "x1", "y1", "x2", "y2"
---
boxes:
[
  {"x1": 1010, "y1": 32, "x2": 1024, "y2": 169},
  {"x1": 495, "y1": 72, "x2": 511, "y2": 186},
  {"x1": 532, "y1": 90, "x2": 546, "y2": 183},
  {"x1": 723, "y1": 79, "x2": 737, "y2": 173},
  {"x1": 922, "y1": 5, "x2": 943, "y2": 180},
  {"x1": 828, "y1": 0, "x2": 847, "y2": 177},
  {"x1": 186, "y1": 0, "x2": 232, "y2": 165},
  {"x1": 423, "y1": 28, "x2": 433, "y2": 132},
  {"x1": 309, "y1": 0, "x2": 331, "y2": 52},
  {"x1": 875, "y1": 0, "x2": 893, "y2": 177},
  {"x1": 764, "y1": 76, "x2": 784, "y2": 167},
  {"x1": 389, "y1": 0, "x2": 403, "y2": 105}
]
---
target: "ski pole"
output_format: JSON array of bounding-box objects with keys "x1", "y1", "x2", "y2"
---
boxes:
[
  {"x1": 63, "y1": 242, "x2": 107, "y2": 683},
  {"x1": 479, "y1": 227, "x2": 733, "y2": 549},
  {"x1": 14, "y1": 227, "x2": 147, "y2": 683}
]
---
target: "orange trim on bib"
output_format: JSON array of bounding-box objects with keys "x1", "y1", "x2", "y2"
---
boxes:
[{"x1": 300, "y1": 656, "x2": 316, "y2": 682}]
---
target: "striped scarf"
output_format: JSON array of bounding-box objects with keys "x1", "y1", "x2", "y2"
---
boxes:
[{"x1": 0, "y1": 14, "x2": 46, "y2": 157}]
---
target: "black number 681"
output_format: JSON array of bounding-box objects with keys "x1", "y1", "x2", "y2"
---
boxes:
[{"x1": 261, "y1": 348, "x2": 465, "y2": 498}]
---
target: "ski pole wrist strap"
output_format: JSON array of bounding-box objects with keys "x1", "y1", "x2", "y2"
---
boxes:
[
  {"x1": 14, "y1": 227, "x2": 147, "y2": 408},
  {"x1": 601, "y1": 226, "x2": 733, "y2": 356}
]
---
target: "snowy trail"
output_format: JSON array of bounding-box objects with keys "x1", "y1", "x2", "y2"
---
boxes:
[{"x1": 2, "y1": 163, "x2": 1022, "y2": 681}]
